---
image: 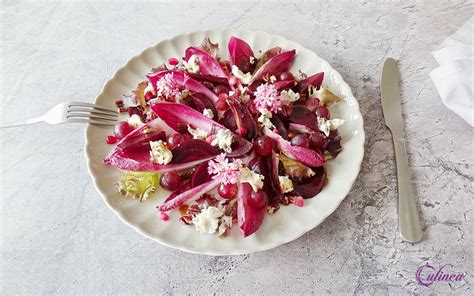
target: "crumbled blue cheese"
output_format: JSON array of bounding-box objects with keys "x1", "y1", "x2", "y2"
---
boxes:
[
  {"x1": 187, "y1": 125, "x2": 209, "y2": 140},
  {"x1": 257, "y1": 108, "x2": 275, "y2": 129},
  {"x1": 280, "y1": 89, "x2": 300, "y2": 102},
  {"x1": 128, "y1": 114, "x2": 144, "y2": 128},
  {"x1": 278, "y1": 176, "x2": 294, "y2": 193},
  {"x1": 231, "y1": 65, "x2": 252, "y2": 85},
  {"x1": 240, "y1": 167, "x2": 264, "y2": 192},
  {"x1": 149, "y1": 140, "x2": 172, "y2": 164},
  {"x1": 192, "y1": 206, "x2": 223, "y2": 234},
  {"x1": 317, "y1": 118, "x2": 345, "y2": 136},
  {"x1": 211, "y1": 128, "x2": 234, "y2": 153},
  {"x1": 183, "y1": 55, "x2": 200, "y2": 73},
  {"x1": 202, "y1": 108, "x2": 214, "y2": 119}
]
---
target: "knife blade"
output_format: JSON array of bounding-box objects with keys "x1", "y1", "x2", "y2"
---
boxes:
[{"x1": 381, "y1": 58, "x2": 423, "y2": 243}]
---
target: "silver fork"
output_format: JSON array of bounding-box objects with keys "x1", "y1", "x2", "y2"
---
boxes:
[{"x1": 1, "y1": 101, "x2": 118, "y2": 128}]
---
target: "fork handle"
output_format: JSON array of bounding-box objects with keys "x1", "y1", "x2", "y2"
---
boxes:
[{"x1": 0, "y1": 117, "x2": 44, "y2": 128}]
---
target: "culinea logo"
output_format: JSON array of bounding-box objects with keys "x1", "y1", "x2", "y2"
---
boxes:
[{"x1": 416, "y1": 264, "x2": 466, "y2": 287}]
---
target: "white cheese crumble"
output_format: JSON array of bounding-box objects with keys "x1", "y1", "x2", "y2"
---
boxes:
[
  {"x1": 127, "y1": 114, "x2": 144, "y2": 128},
  {"x1": 240, "y1": 167, "x2": 265, "y2": 192},
  {"x1": 149, "y1": 140, "x2": 172, "y2": 165},
  {"x1": 231, "y1": 65, "x2": 252, "y2": 85},
  {"x1": 211, "y1": 128, "x2": 234, "y2": 153},
  {"x1": 278, "y1": 176, "x2": 294, "y2": 193},
  {"x1": 183, "y1": 55, "x2": 200, "y2": 73},
  {"x1": 202, "y1": 108, "x2": 214, "y2": 119},
  {"x1": 317, "y1": 118, "x2": 345, "y2": 136},
  {"x1": 192, "y1": 206, "x2": 223, "y2": 234},
  {"x1": 269, "y1": 75, "x2": 277, "y2": 83},
  {"x1": 280, "y1": 89, "x2": 300, "y2": 102},
  {"x1": 257, "y1": 108, "x2": 275, "y2": 129},
  {"x1": 187, "y1": 125, "x2": 209, "y2": 140}
]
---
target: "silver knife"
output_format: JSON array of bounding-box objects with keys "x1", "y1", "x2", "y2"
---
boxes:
[{"x1": 381, "y1": 58, "x2": 423, "y2": 243}]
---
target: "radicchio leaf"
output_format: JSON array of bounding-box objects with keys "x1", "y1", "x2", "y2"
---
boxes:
[
  {"x1": 191, "y1": 162, "x2": 212, "y2": 187},
  {"x1": 263, "y1": 127, "x2": 325, "y2": 167},
  {"x1": 228, "y1": 36, "x2": 255, "y2": 74},
  {"x1": 237, "y1": 182, "x2": 267, "y2": 237},
  {"x1": 185, "y1": 46, "x2": 228, "y2": 78},
  {"x1": 183, "y1": 73, "x2": 220, "y2": 103}
]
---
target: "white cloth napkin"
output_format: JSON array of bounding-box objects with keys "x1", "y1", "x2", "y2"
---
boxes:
[{"x1": 430, "y1": 17, "x2": 473, "y2": 127}]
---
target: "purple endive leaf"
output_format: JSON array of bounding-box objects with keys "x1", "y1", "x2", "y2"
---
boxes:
[
  {"x1": 146, "y1": 70, "x2": 185, "y2": 93},
  {"x1": 263, "y1": 127, "x2": 325, "y2": 167},
  {"x1": 158, "y1": 178, "x2": 220, "y2": 212},
  {"x1": 151, "y1": 102, "x2": 253, "y2": 157},
  {"x1": 273, "y1": 79, "x2": 295, "y2": 90},
  {"x1": 183, "y1": 74, "x2": 220, "y2": 103},
  {"x1": 228, "y1": 36, "x2": 255, "y2": 73},
  {"x1": 188, "y1": 92, "x2": 218, "y2": 120},
  {"x1": 185, "y1": 46, "x2": 228, "y2": 78},
  {"x1": 287, "y1": 105, "x2": 318, "y2": 130},
  {"x1": 297, "y1": 72, "x2": 324, "y2": 93},
  {"x1": 254, "y1": 47, "x2": 282, "y2": 71},
  {"x1": 105, "y1": 149, "x2": 216, "y2": 173},
  {"x1": 251, "y1": 50, "x2": 296, "y2": 83},
  {"x1": 187, "y1": 72, "x2": 229, "y2": 86},
  {"x1": 151, "y1": 102, "x2": 221, "y2": 134},
  {"x1": 237, "y1": 182, "x2": 267, "y2": 237},
  {"x1": 288, "y1": 122, "x2": 317, "y2": 134}
]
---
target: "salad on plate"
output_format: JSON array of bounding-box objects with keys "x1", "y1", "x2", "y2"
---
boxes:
[{"x1": 104, "y1": 36, "x2": 344, "y2": 237}]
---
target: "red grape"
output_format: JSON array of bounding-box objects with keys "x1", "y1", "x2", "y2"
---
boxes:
[
  {"x1": 160, "y1": 171, "x2": 182, "y2": 191},
  {"x1": 217, "y1": 183, "x2": 238, "y2": 199},
  {"x1": 315, "y1": 106, "x2": 330, "y2": 119},
  {"x1": 291, "y1": 134, "x2": 310, "y2": 148},
  {"x1": 278, "y1": 71, "x2": 295, "y2": 81},
  {"x1": 105, "y1": 135, "x2": 117, "y2": 144},
  {"x1": 248, "y1": 190, "x2": 268, "y2": 208},
  {"x1": 253, "y1": 136, "x2": 275, "y2": 156},
  {"x1": 114, "y1": 121, "x2": 134, "y2": 140}
]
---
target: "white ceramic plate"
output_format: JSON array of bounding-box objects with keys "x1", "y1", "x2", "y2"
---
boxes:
[{"x1": 85, "y1": 28, "x2": 364, "y2": 255}]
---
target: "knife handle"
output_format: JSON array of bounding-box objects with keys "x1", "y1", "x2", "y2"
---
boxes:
[{"x1": 392, "y1": 135, "x2": 423, "y2": 243}]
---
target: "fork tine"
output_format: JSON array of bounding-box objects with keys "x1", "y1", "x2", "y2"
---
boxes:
[
  {"x1": 68, "y1": 107, "x2": 118, "y2": 118},
  {"x1": 67, "y1": 113, "x2": 117, "y2": 122},
  {"x1": 68, "y1": 101, "x2": 117, "y2": 114},
  {"x1": 66, "y1": 117, "x2": 117, "y2": 126}
]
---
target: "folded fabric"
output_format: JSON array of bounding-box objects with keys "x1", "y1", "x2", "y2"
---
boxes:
[{"x1": 430, "y1": 17, "x2": 473, "y2": 127}]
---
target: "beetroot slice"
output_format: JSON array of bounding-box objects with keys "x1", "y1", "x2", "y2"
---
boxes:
[
  {"x1": 327, "y1": 130, "x2": 342, "y2": 158},
  {"x1": 227, "y1": 135, "x2": 253, "y2": 158},
  {"x1": 292, "y1": 167, "x2": 326, "y2": 199},
  {"x1": 171, "y1": 139, "x2": 219, "y2": 164},
  {"x1": 191, "y1": 162, "x2": 212, "y2": 188},
  {"x1": 237, "y1": 182, "x2": 267, "y2": 237},
  {"x1": 227, "y1": 99, "x2": 257, "y2": 140},
  {"x1": 270, "y1": 114, "x2": 289, "y2": 140},
  {"x1": 219, "y1": 109, "x2": 238, "y2": 132},
  {"x1": 287, "y1": 105, "x2": 318, "y2": 131},
  {"x1": 249, "y1": 156, "x2": 281, "y2": 202}
]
